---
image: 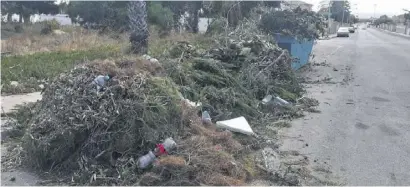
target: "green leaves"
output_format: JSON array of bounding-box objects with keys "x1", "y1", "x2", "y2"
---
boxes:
[
  {"x1": 259, "y1": 9, "x2": 325, "y2": 40},
  {"x1": 147, "y1": 2, "x2": 174, "y2": 31}
]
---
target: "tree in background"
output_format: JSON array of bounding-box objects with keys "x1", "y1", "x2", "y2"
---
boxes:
[
  {"x1": 259, "y1": 8, "x2": 326, "y2": 40},
  {"x1": 379, "y1": 15, "x2": 393, "y2": 24},
  {"x1": 147, "y1": 2, "x2": 174, "y2": 37},
  {"x1": 66, "y1": 1, "x2": 176, "y2": 34},
  {"x1": 403, "y1": 9, "x2": 410, "y2": 34},
  {"x1": 186, "y1": 1, "x2": 202, "y2": 33},
  {"x1": 1, "y1": 1, "x2": 16, "y2": 22},
  {"x1": 201, "y1": 1, "x2": 280, "y2": 28},
  {"x1": 128, "y1": 0, "x2": 149, "y2": 54},
  {"x1": 66, "y1": 1, "x2": 128, "y2": 31},
  {"x1": 404, "y1": 9, "x2": 410, "y2": 25},
  {"x1": 161, "y1": 1, "x2": 187, "y2": 32},
  {"x1": 349, "y1": 14, "x2": 359, "y2": 24},
  {"x1": 373, "y1": 15, "x2": 394, "y2": 26},
  {"x1": 330, "y1": 0, "x2": 351, "y2": 23},
  {"x1": 1, "y1": 1, "x2": 59, "y2": 23}
]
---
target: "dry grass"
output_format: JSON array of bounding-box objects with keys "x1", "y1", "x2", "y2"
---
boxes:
[
  {"x1": 1, "y1": 24, "x2": 211, "y2": 57},
  {"x1": 1, "y1": 27, "x2": 128, "y2": 55},
  {"x1": 136, "y1": 103, "x2": 252, "y2": 186},
  {"x1": 148, "y1": 30, "x2": 213, "y2": 58},
  {"x1": 1, "y1": 24, "x2": 212, "y2": 94}
]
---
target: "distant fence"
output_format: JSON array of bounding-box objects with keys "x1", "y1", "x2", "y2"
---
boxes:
[{"x1": 378, "y1": 23, "x2": 410, "y2": 36}]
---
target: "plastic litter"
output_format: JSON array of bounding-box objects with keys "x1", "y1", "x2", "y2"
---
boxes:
[
  {"x1": 93, "y1": 75, "x2": 109, "y2": 92},
  {"x1": 142, "y1": 54, "x2": 159, "y2": 63},
  {"x1": 138, "y1": 151, "x2": 156, "y2": 169},
  {"x1": 262, "y1": 95, "x2": 290, "y2": 106},
  {"x1": 273, "y1": 96, "x2": 290, "y2": 106},
  {"x1": 142, "y1": 54, "x2": 152, "y2": 60},
  {"x1": 183, "y1": 98, "x2": 202, "y2": 107},
  {"x1": 201, "y1": 111, "x2": 212, "y2": 124},
  {"x1": 162, "y1": 137, "x2": 176, "y2": 153},
  {"x1": 262, "y1": 95, "x2": 273, "y2": 105},
  {"x1": 149, "y1": 58, "x2": 159, "y2": 63},
  {"x1": 155, "y1": 143, "x2": 167, "y2": 156},
  {"x1": 216, "y1": 116, "x2": 254, "y2": 135}
]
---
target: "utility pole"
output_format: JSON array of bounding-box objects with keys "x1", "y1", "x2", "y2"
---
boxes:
[
  {"x1": 341, "y1": 0, "x2": 345, "y2": 26},
  {"x1": 373, "y1": 4, "x2": 377, "y2": 23},
  {"x1": 328, "y1": 0, "x2": 331, "y2": 35}
]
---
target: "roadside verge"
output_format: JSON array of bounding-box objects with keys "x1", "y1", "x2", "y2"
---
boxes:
[
  {"x1": 375, "y1": 28, "x2": 410, "y2": 40},
  {"x1": 318, "y1": 34, "x2": 337, "y2": 40}
]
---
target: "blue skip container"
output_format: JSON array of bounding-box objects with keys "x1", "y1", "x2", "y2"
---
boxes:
[{"x1": 273, "y1": 33, "x2": 314, "y2": 70}]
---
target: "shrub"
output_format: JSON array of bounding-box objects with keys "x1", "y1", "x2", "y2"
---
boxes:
[
  {"x1": 147, "y1": 2, "x2": 174, "y2": 37},
  {"x1": 259, "y1": 8, "x2": 325, "y2": 40},
  {"x1": 205, "y1": 18, "x2": 226, "y2": 35},
  {"x1": 14, "y1": 24, "x2": 24, "y2": 33},
  {"x1": 40, "y1": 19, "x2": 60, "y2": 35},
  {"x1": 1, "y1": 46, "x2": 121, "y2": 94}
]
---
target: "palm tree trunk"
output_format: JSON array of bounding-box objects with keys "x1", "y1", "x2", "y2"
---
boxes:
[{"x1": 128, "y1": 0, "x2": 149, "y2": 54}]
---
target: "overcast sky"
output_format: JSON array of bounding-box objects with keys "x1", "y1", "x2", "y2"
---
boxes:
[{"x1": 302, "y1": 0, "x2": 410, "y2": 18}]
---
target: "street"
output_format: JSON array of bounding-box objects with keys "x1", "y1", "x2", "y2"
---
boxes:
[{"x1": 281, "y1": 28, "x2": 410, "y2": 185}]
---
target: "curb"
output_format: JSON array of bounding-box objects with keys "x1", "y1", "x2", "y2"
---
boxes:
[
  {"x1": 318, "y1": 35, "x2": 337, "y2": 40},
  {"x1": 376, "y1": 28, "x2": 410, "y2": 40}
]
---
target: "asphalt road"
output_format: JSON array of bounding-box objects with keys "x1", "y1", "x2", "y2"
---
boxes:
[{"x1": 281, "y1": 28, "x2": 410, "y2": 185}]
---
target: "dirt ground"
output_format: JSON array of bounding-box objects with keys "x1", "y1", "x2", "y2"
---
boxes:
[
  {"x1": 1, "y1": 92, "x2": 42, "y2": 186},
  {"x1": 1, "y1": 92, "x2": 42, "y2": 114}
]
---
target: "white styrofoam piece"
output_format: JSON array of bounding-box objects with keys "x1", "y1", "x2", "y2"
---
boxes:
[
  {"x1": 184, "y1": 99, "x2": 202, "y2": 107},
  {"x1": 216, "y1": 116, "x2": 254, "y2": 135}
]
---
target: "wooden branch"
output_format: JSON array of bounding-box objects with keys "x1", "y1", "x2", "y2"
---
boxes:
[{"x1": 256, "y1": 50, "x2": 286, "y2": 77}]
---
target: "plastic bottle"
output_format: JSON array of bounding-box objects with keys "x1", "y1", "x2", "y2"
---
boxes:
[
  {"x1": 138, "y1": 151, "x2": 156, "y2": 169},
  {"x1": 273, "y1": 96, "x2": 290, "y2": 106},
  {"x1": 202, "y1": 111, "x2": 212, "y2": 124}
]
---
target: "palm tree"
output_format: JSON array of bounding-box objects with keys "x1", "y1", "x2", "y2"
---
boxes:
[{"x1": 128, "y1": 0, "x2": 149, "y2": 54}]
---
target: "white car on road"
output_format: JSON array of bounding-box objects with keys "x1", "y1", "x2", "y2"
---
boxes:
[{"x1": 337, "y1": 27, "x2": 350, "y2": 37}]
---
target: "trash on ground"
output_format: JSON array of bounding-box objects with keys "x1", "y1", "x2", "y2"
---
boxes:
[
  {"x1": 10, "y1": 81, "x2": 19, "y2": 87},
  {"x1": 201, "y1": 111, "x2": 212, "y2": 124},
  {"x1": 239, "y1": 47, "x2": 252, "y2": 56},
  {"x1": 161, "y1": 137, "x2": 176, "y2": 153},
  {"x1": 142, "y1": 54, "x2": 159, "y2": 63},
  {"x1": 216, "y1": 116, "x2": 254, "y2": 135},
  {"x1": 149, "y1": 58, "x2": 159, "y2": 63},
  {"x1": 154, "y1": 144, "x2": 167, "y2": 156},
  {"x1": 138, "y1": 151, "x2": 157, "y2": 169},
  {"x1": 262, "y1": 95, "x2": 273, "y2": 105},
  {"x1": 16, "y1": 13, "x2": 310, "y2": 185},
  {"x1": 93, "y1": 75, "x2": 111, "y2": 92},
  {"x1": 273, "y1": 96, "x2": 290, "y2": 106},
  {"x1": 142, "y1": 54, "x2": 152, "y2": 60},
  {"x1": 183, "y1": 98, "x2": 202, "y2": 107}
]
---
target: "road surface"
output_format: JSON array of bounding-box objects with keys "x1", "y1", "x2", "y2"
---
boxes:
[{"x1": 281, "y1": 28, "x2": 410, "y2": 185}]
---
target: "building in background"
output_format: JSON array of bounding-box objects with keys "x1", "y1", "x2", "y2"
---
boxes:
[{"x1": 281, "y1": 1, "x2": 313, "y2": 11}]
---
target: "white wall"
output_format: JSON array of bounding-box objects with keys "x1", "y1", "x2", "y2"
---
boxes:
[{"x1": 2, "y1": 14, "x2": 72, "y2": 25}]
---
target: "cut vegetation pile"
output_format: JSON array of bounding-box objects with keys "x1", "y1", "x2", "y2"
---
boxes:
[
  {"x1": 163, "y1": 20, "x2": 304, "y2": 122},
  {"x1": 21, "y1": 59, "x2": 257, "y2": 185},
  {"x1": 20, "y1": 19, "x2": 312, "y2": 185}
]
